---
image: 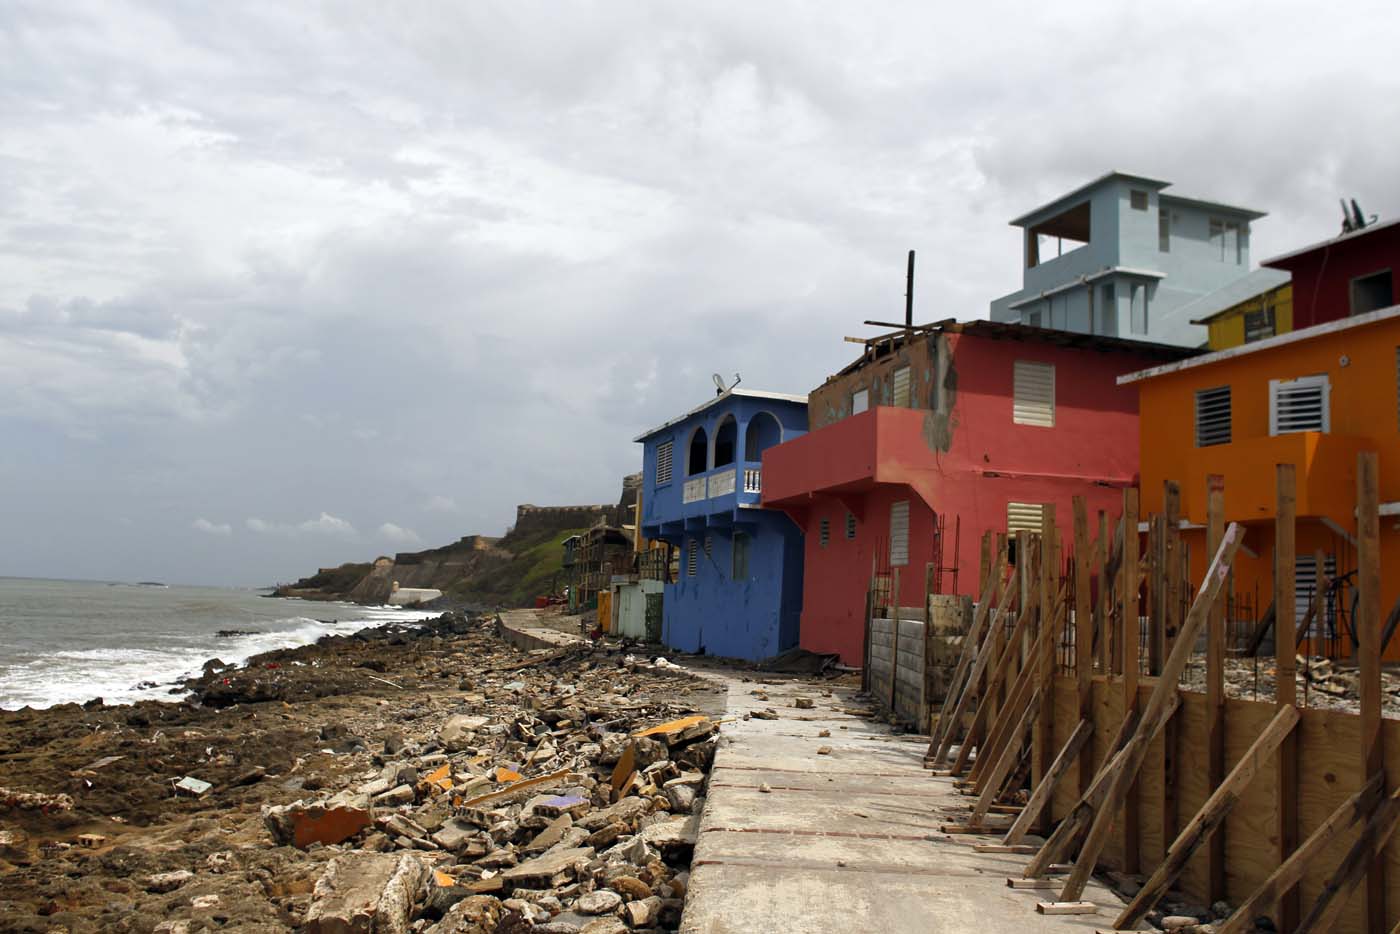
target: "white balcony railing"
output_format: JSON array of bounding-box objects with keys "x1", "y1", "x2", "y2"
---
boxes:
[
  {"x1": 743, "y1": 467, "x2": 762, "y2": 493},
  {"x1": 708, "y1": 468, "x2": 736, "y2": 498},
  {"x1": 682, "y1": 476, "x2": 707, "y2": 504}
]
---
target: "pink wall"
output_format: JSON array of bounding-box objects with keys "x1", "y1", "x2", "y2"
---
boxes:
[{"x1": 770, "y1": 329, "x2": 1170, "y2": 667}]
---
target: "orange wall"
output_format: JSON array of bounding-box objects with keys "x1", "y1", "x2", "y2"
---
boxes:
[{"x1": 1136, "y1": 313, "x2": 1400, "y2": 657}]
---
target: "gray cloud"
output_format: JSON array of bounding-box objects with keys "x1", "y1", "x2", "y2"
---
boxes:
[{"x1": 1, "y1": 0, "x2": 1397, "y2": 586}]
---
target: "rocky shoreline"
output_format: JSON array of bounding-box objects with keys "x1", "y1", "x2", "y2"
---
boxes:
[{"x1": 0, "y1": 612, "x2": 726, "y2": 933}]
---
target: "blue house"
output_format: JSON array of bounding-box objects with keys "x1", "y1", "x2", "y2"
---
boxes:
[
  {"x1": 634, "y1": 389, "x2": 807, "y2": 661},
  {"x1": 989, "y1": 172, "x2": 1271, "y2": 347}
]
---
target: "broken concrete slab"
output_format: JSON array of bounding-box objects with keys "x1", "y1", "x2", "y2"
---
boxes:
[
  {"x1": 263, "y1": 790, "x2": 373, "y2": 849},
  {"x1": 499, "y1": 847, "x2": 594, "y2": 891},
  {"x1": 304, "y1": 852, "x2": 426, "y2": 934}
]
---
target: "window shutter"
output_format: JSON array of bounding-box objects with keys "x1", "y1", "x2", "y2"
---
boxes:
[
  {"x1": 890, "y1": 500, "x2": 909, "y2": 567},
  {"x1": 846, "y1": 513, "x2": 857, "y2": 540},
  {"x1": 1194, "y1": 386, "x2": 1232, "y2": 447},
  {"x1": 655, "y1": 440, "x2": 673, "y2": 485},
  {"x1": 1013, "y1": 360, "x2": 1055, "y2": 426},
  {"x1": 687, "y1": 540, "x2": 698, "y2": 577},
  {"x1": 1270, "y1": 375, "x2": 1330, "y2": 435},
  {"x1": 1295, "y1": 553, "x2": 1336, "y2": 635},
  {"x1": 704, "y1": 535, "x2": 713, "y2": 558},
  {"x1": 819, "y1": 518, "x2": 830, "y2": 547},
  {"x1": 732, "y1": 532, "x2": 750, "y2": 579},
  {"x1": 851, "y1": 388, "x2": 869, "y2": 415},
  {"x1": 1007, "y1": 502, "x2": 1046, "y2": 534},
  {"x1": 891, "y1": 366, "x2": 912, "y2": 408}
]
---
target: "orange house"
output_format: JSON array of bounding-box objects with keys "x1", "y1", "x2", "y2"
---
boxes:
[{"x1": 1122, "y1": 305, "x2": 1400, "y2": 659}]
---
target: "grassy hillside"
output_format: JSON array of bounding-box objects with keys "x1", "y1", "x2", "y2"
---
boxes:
[{"x1": 445, "y1": 524, "x2": 591, "y2": 607}]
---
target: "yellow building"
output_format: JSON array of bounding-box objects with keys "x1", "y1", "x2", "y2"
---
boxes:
[{"x1": 1181, "y1": 267, "x2": 1293, "y2": 350}]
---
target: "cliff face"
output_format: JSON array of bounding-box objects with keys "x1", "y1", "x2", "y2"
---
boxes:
[{"x1": 276, "y1": 491, "x2": 634, "y2": 608}]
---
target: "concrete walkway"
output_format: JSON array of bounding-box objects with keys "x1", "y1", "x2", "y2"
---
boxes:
[{"x1": 680, "y1": 670, "x2": 1130, "y2": 934}]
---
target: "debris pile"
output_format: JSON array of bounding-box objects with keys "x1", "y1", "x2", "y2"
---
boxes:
[{"x1": 0, "y1": 611, "x2": 725, "y2": 933}]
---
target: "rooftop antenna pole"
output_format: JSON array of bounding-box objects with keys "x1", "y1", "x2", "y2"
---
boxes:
[{"x1": 905, "y1": 250, "x2": 915, "y2": 334}]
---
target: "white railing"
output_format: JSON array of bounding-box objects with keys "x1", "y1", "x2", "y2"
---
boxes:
[
  {"x1": 743, "y1": 467, "x2": 762, "y2": 493},
  {"x1": 708, "y1": 468, "x2": 736, "y2": 498},
  {"x1": 682, "y1": 476, "x2": 707, "y2": 504}
]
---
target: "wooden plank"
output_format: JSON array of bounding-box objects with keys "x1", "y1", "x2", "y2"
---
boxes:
[
  {"x1": 1276, "y1": 462, "x2": 1299, "y2": 933},
  {"x1": 1055, "y1": 522, "x2": 1244, "y2": 903},
  {"x1": 1073, "y1": 497, "x2": 1095, "y2": 799},
  {"x1": 1096, "y1": 510, "x2": 1111, "y2": 675},
  {"x1": 1216, "y1": 771, "x2": 1385, "y2": 934},
  {"x1": 1162, "y1": 481, "x2": 1183, "y2": 863},
  {"x1": 931, "y1": 571, "x2": 1020, "y2": 766},
  {"x1": 1113, "y1": 705, "x2": 1300, "y2": 929},
  {"x1": 1205, "y1": 473, "x2": 1227, "y2": 903},
  {"x1": 1296, "y1": 787, "x2": 1400, "y2": 934},
  {"x1": 1032, "y1": 525, "x2": 1054, "y2": 829},
  {"x1": 926, "y1": 563, "x2": 1004, "y2": 763},
  {"x1": 970, "y1": 691, "x2": 1041, "y2": 826},
  {"x1": 1120, "y1": 487, "x2": 1141, "y2": 874},
  {"x1": 957, "y1": 568, "x2": 1042, "y2": 778},
  {"x1": 1004, "y1": 718, "x2": 1093, "y2": 846},
  {"x1": 1358, "y1": 450, "x2": 1385, "y2": 933}
]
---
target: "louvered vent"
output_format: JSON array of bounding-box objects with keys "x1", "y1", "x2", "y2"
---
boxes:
[
  {"x1": 1013, "y1": 360, "x2": 1055, "y2": 427},
  {"x1": 1270, "y1": 375, "x2": 1329, "y2": 435},
  {"x1": 1007, "y1": 502, "x2": 1046, "y2": 535},
  {"x1": 1194, "y1": 386, "x2": 1232, "y2": 447},
  {"x1": 890, "y1": 500, "x2": 909, "y2": 566}
]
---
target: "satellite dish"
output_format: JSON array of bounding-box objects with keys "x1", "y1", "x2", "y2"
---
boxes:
[{"x1": 712, "y1": 373, "x2": 727, "y2": 395}]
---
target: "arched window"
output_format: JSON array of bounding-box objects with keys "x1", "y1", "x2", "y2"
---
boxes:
[
  {"x1": 744, "y1": 411, "x2": 783, "y2": 461},
  {"x1": 687, "y1": 425, "x2": 709, "y2": 476},
  {"x1": 714, "y1": 415, "x2": 737, "y2": 468}
]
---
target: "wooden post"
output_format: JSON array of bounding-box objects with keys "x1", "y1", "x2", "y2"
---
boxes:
[
  {"x1": 1148, "y1": 515, "x2": 1165, "y2": 675},
  {"x1": 1113, "y1": 705, "x2": 1299, "y2": 929},
  {"x1": 1162, "y1": 482, "x2": 1183, "y2": 858},
  {"x1": 930, "y1": 573, "x2": 1020, "y2": 766},
  {"x1": 969, "y1": 691, "x2": 1040, "y2": 826},
  {"x1": 1205, "y1": 473, "x2": 1227, "y2": 903},
  {"x1": 961, "y1": 571, "x2": 1043, "y2": 780},
  {"x1": 926, "y1": 565, "x2": 1004, "y2": 763},
  {"x1": 1072, "y1": 498, "x2": 1094, "y2": 798},
  {"x1": 1032, "y1": 510, "x2": 1058, "y2": 833},
  {"x1": 1121, "y1": 487, "x2": 1141, "y2": 874},
  {"x1": 1097, "y1": 510, "x2": 1111, "y2": 674},
  {"x1": 1296, "y1": 788, "x2": 1400, "y2": 934},
  {"x1": 1049, "y1": 522, "x2": 1244, "y2": 905},
  {"x1": 1275, "y1": 462, "x2": 1299, "y2": 933},
  {"x1": 863, "y1": 551, "x2": 877, "y2": 693},
  {"x1": 1358, "y1": 450, "x2": 1385, "y2": 933},
  {"x1": 1004, "y1": 718, "x2": 1092, "y2": 845},
  {"x1": 1216, "y1": 773, "x2": 1385, "y2": 934}
]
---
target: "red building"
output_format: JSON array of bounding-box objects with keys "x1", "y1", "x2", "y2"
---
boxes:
[
  {"x1": 1264, "y1": 215, "x2": 1400, "y2": 330},
  {"x1": 760, "y1": 321, "x2": 1190, "y2": 665}
]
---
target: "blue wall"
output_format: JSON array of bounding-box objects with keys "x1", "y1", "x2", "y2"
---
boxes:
[{"x1": 635, "y1": 390, "x2": 807, "y2": 661}]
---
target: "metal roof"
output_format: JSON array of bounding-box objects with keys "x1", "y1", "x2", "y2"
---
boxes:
[
  {"x1": 1118, "y1": 303, "x2": 1400, "y2": 384},
  {"x1": 832, "y1": 319, "x2": 1193, "y2": 379},
  {"x1": 632, "y1": 388, "x2": 807, "y2": 442},
  {"x1": 1008, "y1": 171, "x2": 1266, "y2": 227},
  {"x1": 1180, "y1": 267, "x2": 1293, "y2": 325},
  {"x1": 1261, "y1": 215, "x2": 1400, "y2": 268}
]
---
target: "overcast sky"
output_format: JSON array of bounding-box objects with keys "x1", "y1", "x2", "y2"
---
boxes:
[{"x1": 2, "y1": 1, "x2": 1398, "y2": 587}]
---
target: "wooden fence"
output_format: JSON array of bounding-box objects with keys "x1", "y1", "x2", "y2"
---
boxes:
[{"x1": 920, "y1": 453, "x2": 1393, "y2": 932}]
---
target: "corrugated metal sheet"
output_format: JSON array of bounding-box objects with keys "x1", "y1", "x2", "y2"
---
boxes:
[
  {"x1": 890, "y1": 500, "x2": 909, "y2": 566},
  {"x1": 1013, "y1": 360, "x2": 1055, "y2": 426}
]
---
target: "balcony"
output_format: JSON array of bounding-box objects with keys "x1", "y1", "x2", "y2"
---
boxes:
[
  {"x1": 761, "y1": 407, "x2": 933, "y2": 506},
  {"x1": 1183, "y1": 431, "x2": 1370, "y2": 525}
]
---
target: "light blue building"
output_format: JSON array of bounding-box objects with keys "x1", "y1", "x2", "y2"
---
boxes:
[
  {"x1": 990, "y1": 172, "x2": 1268, "y2": 346},
  {"x1": 634, "y1": 389, "x2": 807, "y2": 661}
]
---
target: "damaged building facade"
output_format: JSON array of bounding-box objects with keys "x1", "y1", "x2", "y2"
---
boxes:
[
  {"x1": 760, "y1": 322, "x2": 1188, "y2": 665},
  {"x1": 635, "y1": 389, "x2": 807, "y2": 661}
]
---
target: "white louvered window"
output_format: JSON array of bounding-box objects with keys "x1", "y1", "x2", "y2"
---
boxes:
[
  {"x1": 1270, "y1": 375, "x2": 1330, "y2": 435},
  {"x1": 852, "y1": 388, "x2": 869, "y2": 415},
  {"x1": 686, "y1": 540, "x2": 698, "y2": 577},
  {"x1": 1013, "y1": 360, "x2": 1055, "y2": 427},
  {"x1": 1296, "y1": 553, "x2": 1337, "y2": 635},
  {"x1": 818, "y1": 518, "x2": 830, "y2": 547},
  {"x1": 1007, "y1": 502, "x2": 1046, "y2": 535},
  {"x1": 655, "y1": 440, "x2": 673, "y2": 486},
  {"x1": 890, "y1": 500, "x2": 909, "y2": 567},
  {"x1": 891, "y1": 366, "x2": 912, "y2": 408},
  {"x1": 846, "y1": 513, "x2": 857, "y2": 540},
  {"x1": 1194, "y1": 386, "x2": 1232, "y2": 447}
]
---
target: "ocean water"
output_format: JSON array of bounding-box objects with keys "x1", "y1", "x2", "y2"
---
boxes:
[{"x1": 0, "y1": 577, "x2": 439, "y2": 710}]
